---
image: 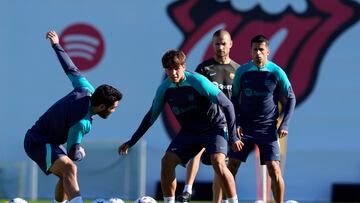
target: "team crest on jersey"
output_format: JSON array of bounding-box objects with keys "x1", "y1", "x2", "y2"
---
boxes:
[{"x1": 162, "y1": 0, "x2": 360, "y2": 138}]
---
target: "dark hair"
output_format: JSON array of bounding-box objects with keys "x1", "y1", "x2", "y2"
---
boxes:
[
  {"x1": 91, "y1": 84, "x2": 123, "y2": 108},
  {"x1": 161, "y1": 49, "x2": 186, "y2": 69},
  {"x1": 251, "y1": 35, "x2": 269, "y2": 47}
]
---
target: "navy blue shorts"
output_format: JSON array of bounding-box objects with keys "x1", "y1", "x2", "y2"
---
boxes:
[
  {"x1": 166, "y1": 127, "x2": 228, "y2": 166},
  {"x1": 24, "y1": 132, "x2": 66, "y2": 175},
  {"x1": 228, "y1": 136, "x2": 280, "y2": 165}
]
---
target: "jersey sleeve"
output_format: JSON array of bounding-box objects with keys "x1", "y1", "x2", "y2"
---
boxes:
[
  {"x1": 216, "y1": 92, "x2": 238, "y2": 144},
  {"x1": 278, "y1": 85, "x2": 296, "y2": 131},
  {"x1": 231, "y1": 66, "x2": 243, "y2": 127},
  {"x1": 274, "y1": 66, "x2": 296, "y2": 131},
  {"x1": 126, "y1": 81, "x2": 168, "y2": 147},
  {"x1": 52, "y1": 43, "x2": 95, "y2": 93},
  {"x1": 190, "y1": 73, "x2": 239, "y2": 144}
]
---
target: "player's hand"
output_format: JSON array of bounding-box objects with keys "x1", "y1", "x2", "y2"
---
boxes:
[
  {"x1": 231, "y1": 140, "x2": 244, "y2": 152},
  {"x1": 118, "y1": 143, "x2": 130, "y2": 155},
  {"x1": 79, "y1": 146, "x2": 86, "y2": 159},
  {"x1": 46, "y1": 30, "x2": 59, "y2": 45},
  {"x1": 278, "y1": 129, "x2": 288, "y2": 138},
  {"x1": 236, "y1": 127, "x2": 243, "y2": 137}
]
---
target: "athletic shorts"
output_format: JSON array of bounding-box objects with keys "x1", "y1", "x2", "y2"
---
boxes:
[
  {"x1": 24, "y1": 132, "x2": 66, "y2": 175},
  {"x1": 166, "y1": 127, "x2": 228, "y2": 166},
  {"x1": 227, "y1": 136, "x2": 280, "y2": 165}
]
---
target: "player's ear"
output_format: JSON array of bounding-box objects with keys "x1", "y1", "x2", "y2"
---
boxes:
[{"x1": 98, "y1": 104, "x2": 107, "y2": 111}]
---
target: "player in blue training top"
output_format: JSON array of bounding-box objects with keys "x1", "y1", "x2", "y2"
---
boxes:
[
  {"x1": 226, "y1": 35, "x2": 296, "y2": 203},
  {"x1": 118, "y1": 49, "x2": 243, "y2": 203},
  {"x1": 24, "y1": 31, "x2": 123, "y2": 203},
  {"x1": 177, "y1": 29, "x2": 239, "y2": 203}
]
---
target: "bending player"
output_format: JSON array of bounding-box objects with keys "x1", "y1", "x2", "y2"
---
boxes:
[{"x1": 24, "y1": 31, "x2": 123, "y2": 203}]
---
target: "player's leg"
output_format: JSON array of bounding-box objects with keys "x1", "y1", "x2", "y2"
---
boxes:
[
  {"x1": 265, "y1": 160, "x2": 284, "y2": 203},
  {"x1": 54, "y1": 178, "x2": 68, "y2": 203},
  {"x1": 161, "y1": 151, "x2": 182, "y2": 199},
  {"x1": 50, "y1": 155, "x2": 82, "y2": 203},
  {"x1": 212, "y1": 158, "x2": 241, "y2": 203},
  {"x1": 185, "y1": 148, "x2": 205, "y2": 190},
  {"x1": 212, "y1": 173, "x2": 222, "y2": 203},
  {"x1": 210, "y1": 153, "x2": 237, "y2": 203},
  {"x1": 177, "y1": 148, "x2": 205, "y2": 202},
  {"x1": 163, "y1": 130, "x2": 200, "y2": 203},
  {"x1": 24, "y1": 139, "x2": 79, "y2": 203},
  {"x1": 259, "y1": 140, "x2": 283, "y2": 203},
  {"x1": 202, "y1": 128, "x2": 238, "y2": 203},
  {"x1": 227, "y1": 158, "x2": 241, "y2": 176}
]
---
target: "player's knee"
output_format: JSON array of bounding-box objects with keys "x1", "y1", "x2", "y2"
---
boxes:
[
  {"x1": 267, "y1": 161, "x2": 282, "y2": 180},
  {"x1": 62, "y1": 162, "x2": 78, "y2": 176},
  {"x1": 161, "y1": 153, "x2": 178, "y2": 168},
  {"x1": 211, "y1": 159, "x2": 226, "y2": 174},
  {"x1": 227, "y1": 159, "x2": 240, "y2": 175}
]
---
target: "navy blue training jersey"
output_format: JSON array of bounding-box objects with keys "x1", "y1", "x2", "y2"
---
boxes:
[
  {"x1": 232, "y1": 60, "x2": 296, "y2": 141},
  {"x1": 196, "y1": 58, "x2": 239, "y2": 99},
  {"x1": 25, "y1": 44, "x2": 95, "y2": 153},
  {"x1": 127, "y1": 71, "x2": 238, "y2": 147}
]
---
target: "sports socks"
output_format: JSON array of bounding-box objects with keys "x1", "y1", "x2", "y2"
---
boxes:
[
  {"x1": 227, "y1": 195, "x2": 238, "y2": 203},
  {"x1": 183, "y1": 184, "x2": 193, "y2": 194},
  {"x1": 69, "y1": 196, "x2": 83, "y2": 203},
  {"x1": 163, "y1": 196, "x2": 175, "y2": 203},
  {"x1": 52, "y1": 199, "x2": 67, "y2": 203}
]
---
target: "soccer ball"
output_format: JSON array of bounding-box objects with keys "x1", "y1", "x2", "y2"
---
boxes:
[
  {"x1": 285, "y1": 200, "x2": 299, "y2": 203},
  {"x1": 254, "y1": 200, "x2": 265, "y2": 203},
  {"x1": 8, "y1": 198, "x2": 28, "y2": 203},
  {"x1": 134, "y1": 196, "x2": 157, "y2": 203},
  {"x1": 108, "y1": 198, "x2": 125, "y2": 203},
  {"x1": 92, "y1": 198, "x2": 109, "y2": 203}
]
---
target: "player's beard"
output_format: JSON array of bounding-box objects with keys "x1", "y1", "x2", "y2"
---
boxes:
[{"x1": 98, "y1": 110, "x2": 110, "y2": 119}]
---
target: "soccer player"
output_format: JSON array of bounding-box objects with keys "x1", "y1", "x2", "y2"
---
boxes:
[
  {"x1": 24, "y1": 31, "x2": 123, "y2": 203},
  {"x1": 177, "y1": 29, "x2": 239, "y2": 203},
  {"x1": 118, "y1": 49, "x2": 243, "y2": 203},
  {"x1": 226, "y1": 35, "x2": 296, "y2": 203}
]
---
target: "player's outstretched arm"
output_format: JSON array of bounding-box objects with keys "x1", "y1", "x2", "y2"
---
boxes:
[
  {"x1": 46, "y1": 30, "x2": 94, "y2": 92},
  {"x1": 46, "y1": 30, "x2": 59, "y2": 45}
]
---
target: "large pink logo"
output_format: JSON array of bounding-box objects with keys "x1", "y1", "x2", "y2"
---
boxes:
[
  {"x1": 163, "y1": 0, "x2": 360, "y2": 137},
  {"x1": 60, "y1": 23, "x2": 105, "y2": 71}
]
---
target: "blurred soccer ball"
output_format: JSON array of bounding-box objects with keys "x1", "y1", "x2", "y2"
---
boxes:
[
  {"x1": 108, "y1": 198, "x2": 125, "y2": 203},
  {"x1": 8, "y1": 198, "x2": 28, "y2": 203},
  {"x1": 254, "y1": 200, "x2": 265, "y2": 203},
  {"x1": 285, "y1": 200, "x2": 299, "y2": 203},
  {"x1": 134, "y1": 196, "x2": 157, "y2": 203},
  {"x1": 92, "y1": 198, "x2": 109, "y2": 203}
]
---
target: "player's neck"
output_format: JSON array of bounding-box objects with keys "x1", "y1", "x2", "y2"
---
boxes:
[
  {"x1": 254, "y1": 59, "x2": 267, "y2": 67},
  {"x1": 215, "y1": 56, "x2": 231, "y2": 64}
]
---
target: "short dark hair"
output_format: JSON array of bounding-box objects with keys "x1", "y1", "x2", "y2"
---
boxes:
[
  {"x1": 251, "y1": 35, "x2": 269, "y2": 47},
  {"x1": 161, "y1": 49, "x2": 186, "y2": 69},
  {"x1": 91, "y1": 84, "x2": 122, "y2": 108}
]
